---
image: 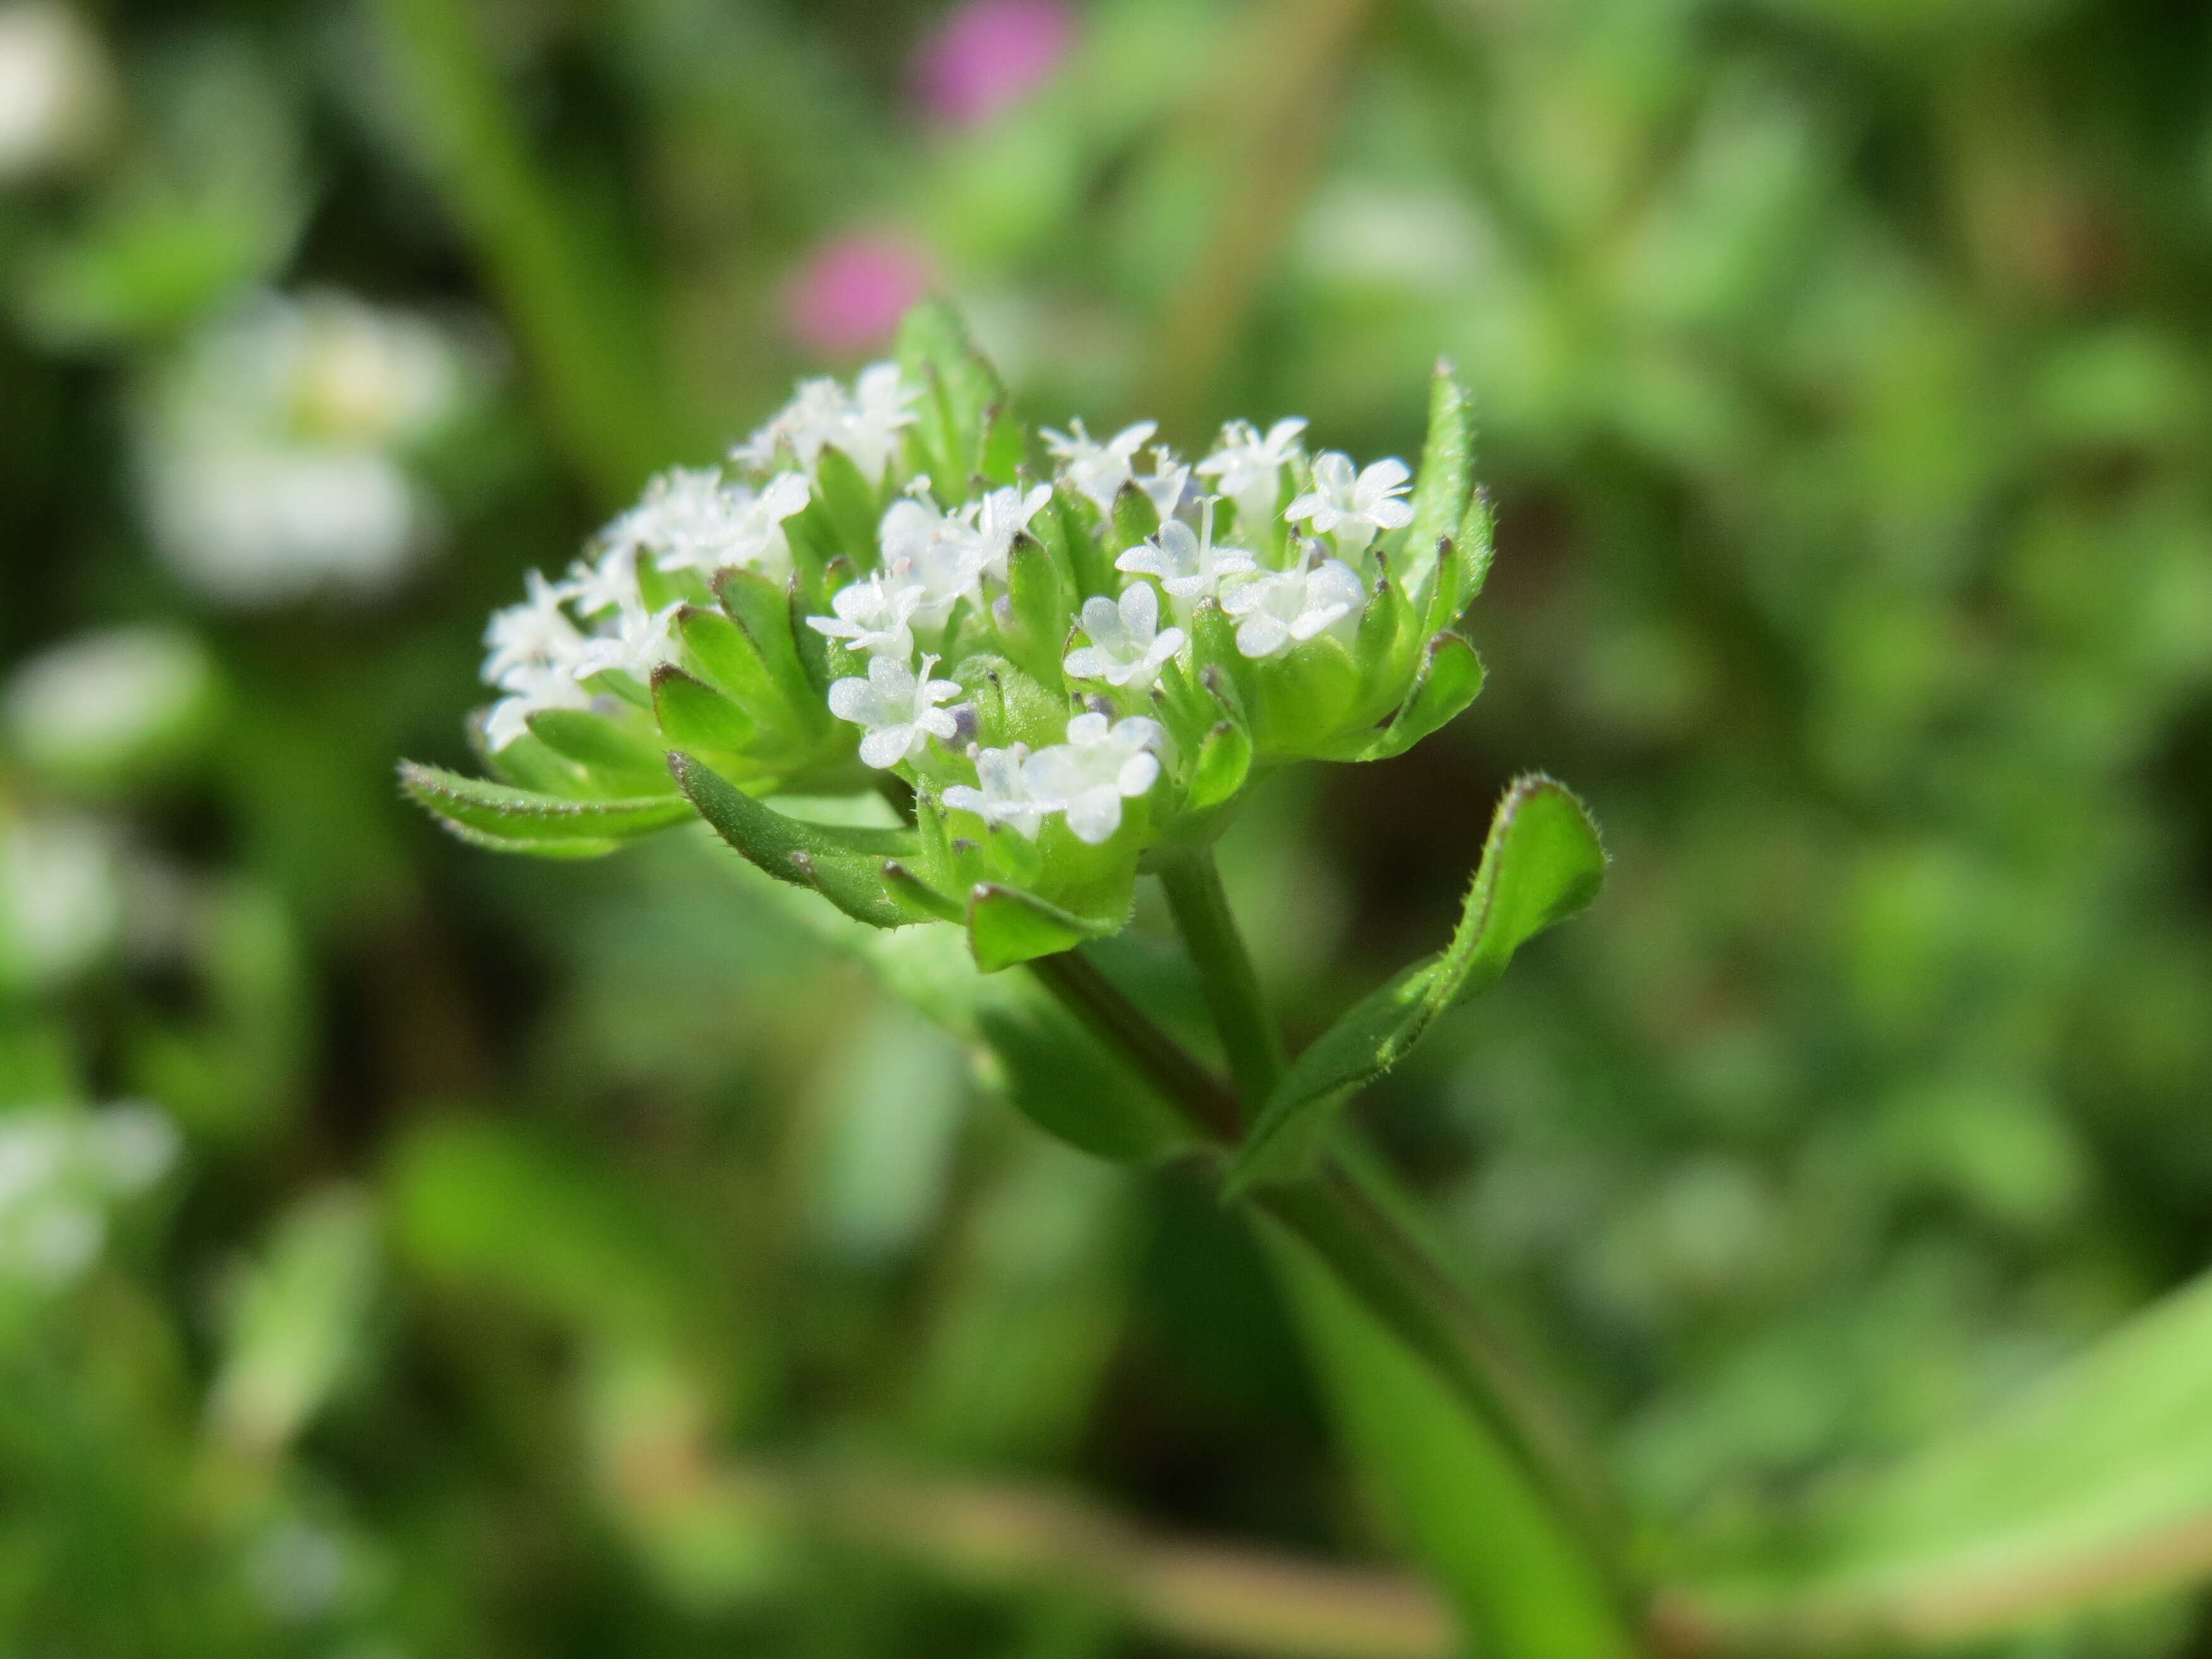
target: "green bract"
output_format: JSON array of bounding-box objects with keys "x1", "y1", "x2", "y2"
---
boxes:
[{"x1": 404, "y1": 301, "x2": 1498, "y2": 971}]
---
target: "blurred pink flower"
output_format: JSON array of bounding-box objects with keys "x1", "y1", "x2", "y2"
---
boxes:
[
  {"x1": 912, "y1": 0, "x2": 1075, "y2": 130},
  {"x1": 786, "y1": 233, "x2": 933, "y2": 356}
]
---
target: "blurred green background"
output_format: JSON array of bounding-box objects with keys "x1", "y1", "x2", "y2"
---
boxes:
[{"x1": 4, "y1": 0, "x2": 2212, "y2": 1653}]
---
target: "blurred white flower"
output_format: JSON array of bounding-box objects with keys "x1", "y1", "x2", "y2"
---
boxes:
[
  {"x1": 0, "y1": 1102, "x2": 178, "y2": 1292},
  {"x1": 3, "y1": 624, "x2": 214, "y2": 782},
  {"x1": 0, "y1": 4, "x2": 113, "y2": 183},
  {"x1": 1042, "y1": 418, "x2": 1155, "y2": 514},
  {"x1": 0, "y1": 807, "x2": 123, "y2": 990},
  {"x1": 138, "y1": 291, "x2": 482, "y2": 607}
]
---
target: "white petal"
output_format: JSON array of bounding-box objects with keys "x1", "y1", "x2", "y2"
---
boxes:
[
  {"x1": 1079, "y1": 594, "x2": 1124, "y2": 645},
  {"x1": 1236, "y1": 615, "x2": 1291, "y2": 658},
  {"x1": 858, "y1": 726, "x2": 913, "y2": 769},
  {"x1": 1063, "y1": 647, "x2": 1110, "y2": 680},
  {"x1": 827, "y1": 678, "x2": 880, "y2": 724},
  {"x1": 1359, "y1": 458, "x2": 1411, "y2": 495},
  {"x1": 1065, "y1": 711, "x2": 1110, "y2": 746},
  {"x1": 1063, "y1": 788, "x2": 1123, "y2": 844},
  {"x1": 1116, "y1": 751, "x2": 1160, "y2": 797},
  {"x1": 1122, "y1": 580, "x2": 1161, "y2": 637}
]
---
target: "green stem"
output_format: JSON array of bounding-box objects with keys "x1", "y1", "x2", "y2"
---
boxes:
[
  {"x1": 1254, "y1": 1159, "x2": 1627, "y2": 1592},
  {"x1": 1155, "y1": 849, "x2": 1285, "y2": 1115},
  {"x1": 369, "y1": 0, "x2": 671, "y2": 504},
  {"x1": 1026, "y1": 951, "x2": 1243, "y2": 1148},
  {"x1": 1150, "y1": 846, "x2": 1634, "y2": 1614}
]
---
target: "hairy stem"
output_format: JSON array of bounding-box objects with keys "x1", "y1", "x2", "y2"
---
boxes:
[
  {"x1": 1155, "y1": 849, "x2": 1285, "y2": 1115},
  {"x1": 1026, "y1": 949, "x2": 1243, "y2": 1146}
]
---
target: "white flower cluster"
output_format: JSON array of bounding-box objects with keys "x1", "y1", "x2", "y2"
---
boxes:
[
  {"x1": 139, "y1": 291, "x2": 480, "y2": 608},
  {"x1": 478, "y1": 356, "x2": 1422, "y2": 851},
  {"x1": 0, "y1": 1102, "x2": 178, "y2": 1292},
  {"x1": 478, "y1": 363, "x2": 952, "y2": 751},
  {"x1": 806, "y1": 409, "x2": 1410, "y2": 844}
]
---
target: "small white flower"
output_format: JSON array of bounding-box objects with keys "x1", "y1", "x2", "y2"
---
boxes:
[
  {"x1": 1042, "y1": 418, "x2": 1157, "y2": 515},
  {"x1": 731, "y1": 375, "x2": 849, "y2": 473},
  {"x1": 1219, "y1": 552, "x2": 1366, "y2": 659},
  {"x1": 732, "y1": 364, "x2": 920, "y2": 486},
  {"x1": 1196, "y1": 416, "x2": 1306, "y2": 533},
  {"x1": 1198, "y1": 416, "x2": 1308, "y2": 498},
  {"x1": 1285, "y1": 451, "x2": 1414, "y2": 555},
  {"x1": 841, "y1": 363, "x2": 921, "y2": 484},
  {"x1": 828, "y1": 653, "x2": 963, "y2": 769},
  {"x1": 482, "y1": 569, "x2": 583, "y2": 683},
  {"x1": 484, "y1": 662, "x2": 592, "y2": 751},
  {"x1": 602, "y1": 466, "x2": 810, "y2": 580},
  {"x1": 880, "y1": 493, "x2": 986, "y2": 626},
  {"x1": 970, "y1": 483, "x2": 1054, "y2": 583},
  {"x1": 1063, "y1": 582, "x2": 1186, "y2": 691},
  {"x1": 571, "y1": 599, "x2": 681, "y2": 683},
  {"x1": 564, "y1": 542, "x2": 643, "y2": 619},
  {"x1": 1115, "y1": 497, "x2": 1256, "y2": 604},
  {"x1": 942, "y1": 743, "x2": 1046, "y2": 839},
  {"x1": 1136, "y1": 446, "x2": 1191, "y2": 520},
  {"x1": 1023, "y1": 714, "x2": 1164, "y2": 845},
  {"x1": 807, "y1": 573, "x2": 925, "y2": 661}
]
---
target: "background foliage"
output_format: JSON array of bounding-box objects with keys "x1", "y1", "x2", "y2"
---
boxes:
[{"x1": 4, "y1": 0, "x2": 2212, "y2": 1655}]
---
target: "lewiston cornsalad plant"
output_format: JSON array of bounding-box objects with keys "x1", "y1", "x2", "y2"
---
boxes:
[{"x1": 404, "y1": 303, "x2": 1626, "y2": 1635}]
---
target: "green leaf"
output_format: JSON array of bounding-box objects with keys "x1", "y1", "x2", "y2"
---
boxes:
[
  {"x1": 1682, "y1": 1264, "x2": 2212, "y2": 1649},
  {"x1": 712, "y1": 572, "x2": 823, "y2": 719},
  {"x1": 651, "y1": 666, "x2": 758, "y2": 760},
  {"x1": 399, "y1": 761, "x2": 693, "y2": 858},
  {"x1": 966, "y1": 883, "x2": 1117, "y2": 973},
  {"x1": 1363, "y1": 633, "x2": 1486, "y2": 761},
  {"x1": 895, "y1": 298, "x2": 1007, "y2": 482},
  {"x1": 388, "y1": 1119, "x2": 686, "y2": 1344},
  {"x1": 1404, "y1": 360, "x2": 1475, "y2": 578},
  {"x1": 1229, "y1": 777, "x2": 1605, "y2": 1192},
  {"x1": 1262, "y1": 1224, "x2": 1636, "y2": 1659},
  {"x1": 1188, "y1": 721, "x2": 1253, "y2": 811},
  {"x1": 1110, "y1": 482, "x2": 1159, "y2": 573},
  {"x1": 811, "y1": 442, "x2": 882, "y2": 562},
  {"x1": 1000, "y1": 535, "x2": 1074, "y2": 691},
  {"x1": 525, "y1": 708, "x2": 676, "y2": 792},
  {"x1": 671, "y1": 752, "x2": 913, "y2": 928}
]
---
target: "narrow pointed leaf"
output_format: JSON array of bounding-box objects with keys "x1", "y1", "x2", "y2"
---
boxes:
[
  {"x1": 895, "y1": 298, "x2": 1006, "y2": 481},
  {"x1": 1404, "y1": 361, "x2": 1474, "y2": 581},
  {"x1": 810, "y1": 442, "x2": 882, "y2": 562},
  {"x1": 1229, "y1": 777, "x2": 1605, "y2": 1192},
  {"x1": 670, "y1": 751, "x2": 913, "y2": 928},
  {"x1": 651, "y1": 665, "x2": 758, "y2": 758},
  {"x1": 1189, "y1": 721, "x2": 1253, "y2": 811},
  {"x1": 882, "y1": 859, "x2": 964, "y2": 923},
  {"x1": 966, "y1": 882, "x2": 1116, "y2": 973},
  {"x1": 1363, "y1": 633, "x2": 1486, "y2": 761},
  {"x1": 524, "y1": 709, "x2": 675, "y2": 791},
  {"x1": 399, "y1": 761, "x2": 692, "y2": 857},
  {"x1": 1681, "y1": 1264, "x2": 2212, "y2": 1650}
]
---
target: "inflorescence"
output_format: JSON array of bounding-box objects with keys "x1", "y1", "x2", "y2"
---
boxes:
[{"x1": 415, "y1": 305, "x2": 1492, "y2": 968}]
